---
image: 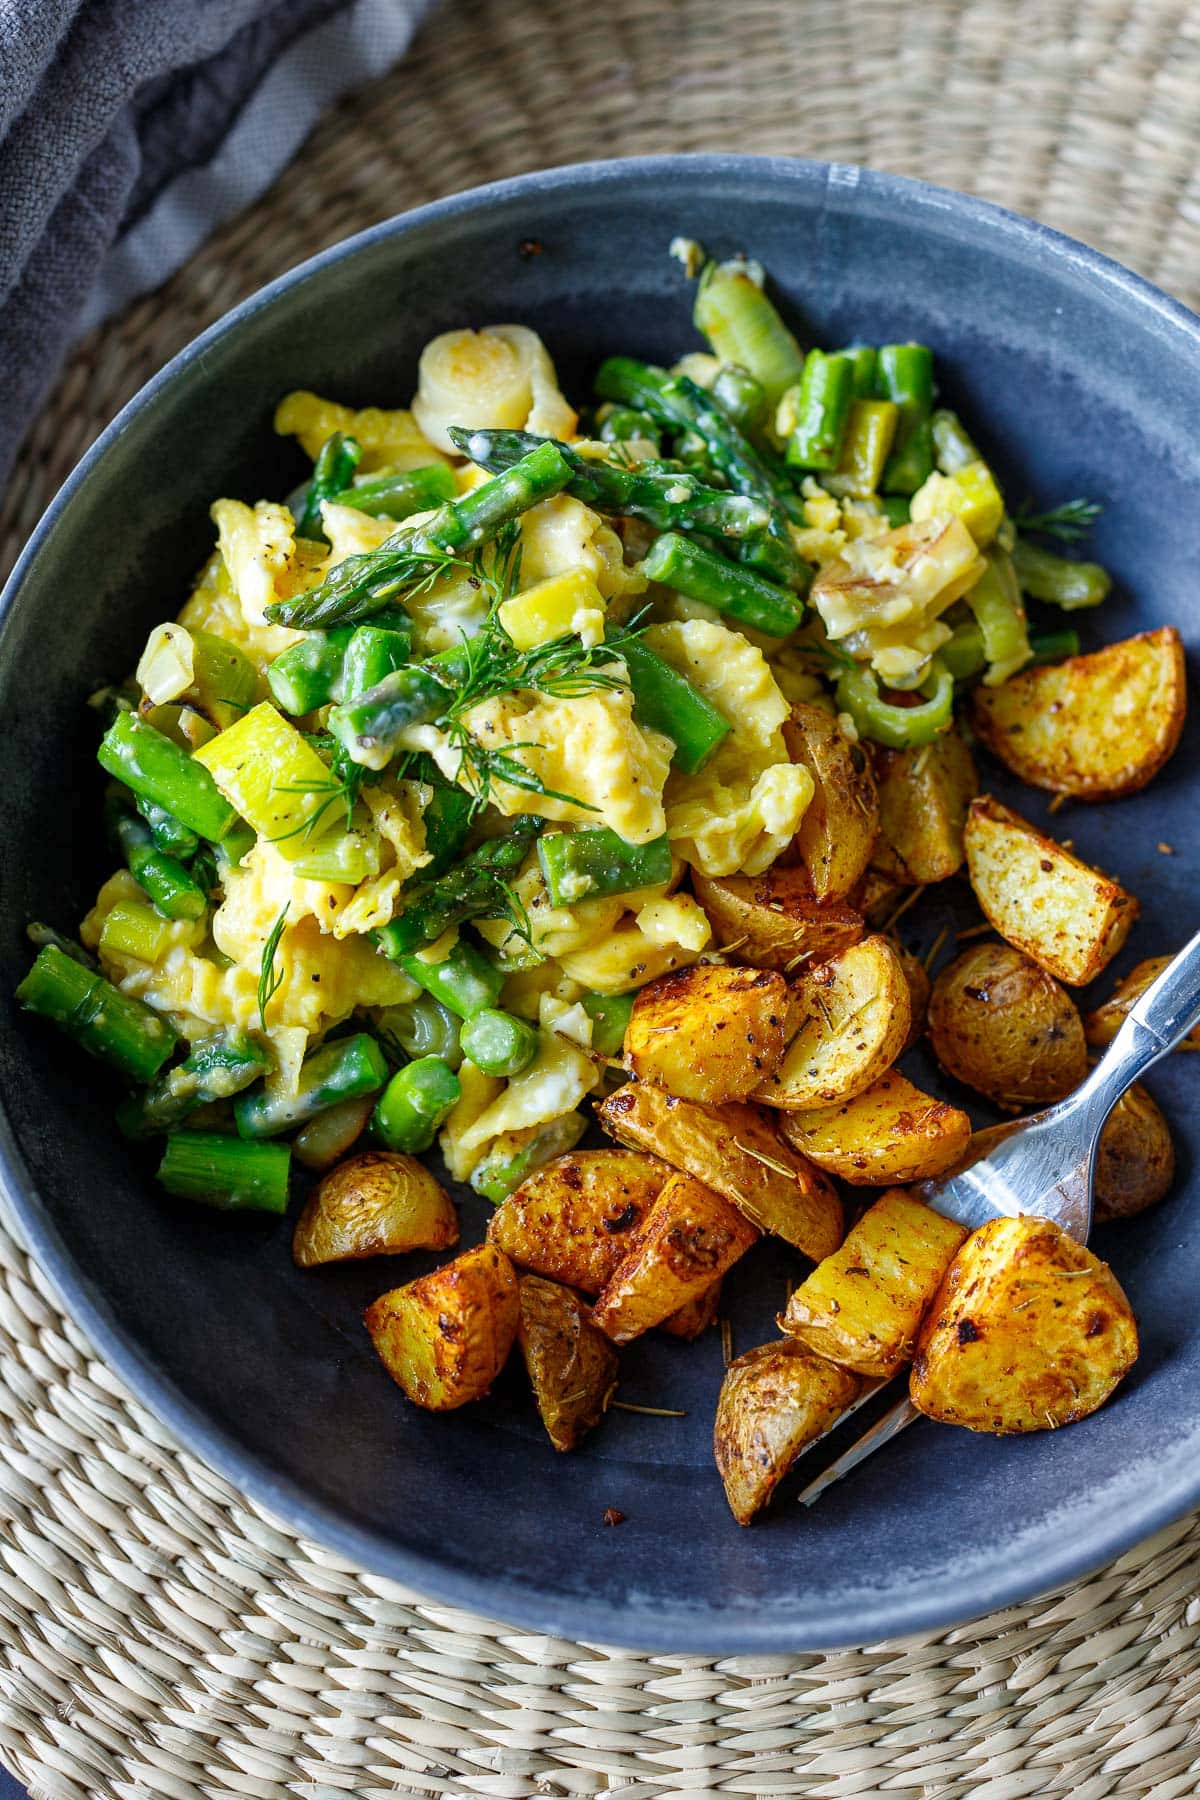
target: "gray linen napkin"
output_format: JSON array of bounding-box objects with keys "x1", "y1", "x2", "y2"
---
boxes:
[{"x1": 0, "y1": 0, "x2": 429, "y2": 489}]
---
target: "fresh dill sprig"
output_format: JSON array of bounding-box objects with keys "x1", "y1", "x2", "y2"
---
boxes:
[
  {"x1": 257, "y1": 904, "x2": 290, "y2": 1030},
  {"x1": 268, "y1": 769, "x2": 361, "y2": 844},
  {"x1": 1013, "y1": 497, "x2": 1102, "y2": 545},
  {"x1": 439, "y1": 609, "x2": 647, "y2": 816}
]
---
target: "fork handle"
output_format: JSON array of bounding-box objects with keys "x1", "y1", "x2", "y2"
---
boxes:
[{"x1": 1075, "y1": 924, "x2": 1200, "y2": 1127}]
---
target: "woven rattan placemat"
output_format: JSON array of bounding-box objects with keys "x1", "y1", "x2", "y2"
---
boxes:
[{"x1": 4, "y1": 2, "x2": 1200, "y2": 1793}]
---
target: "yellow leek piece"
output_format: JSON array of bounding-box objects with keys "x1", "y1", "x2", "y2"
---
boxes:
[
  {"x1": 498, "y1": 566, "x2": 605, "y2": 650},
  {"x1": 193, "y1": 701, "x2": 339, "y2": 858},
  {"x1": 100, "y1": 900, "x2": 171, "y2": 964},
  {"x1": 910, "y1": 460, "x2": 1005, "y2": 547}
]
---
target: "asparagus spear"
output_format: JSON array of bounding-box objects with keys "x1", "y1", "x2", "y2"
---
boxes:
[
  {"x1": 459, "y1": 1009, "x2": 538, "y2": 1079},
  {"x1": 374, "y1": 995, "x2": 463, "y2": 1066},
  {"x1": 111, "y1": 805, "x2": 209, "y2": 922},
  {"x1": 580, "y1": 991, "x2": 634, "y2": 1058},
  {"x1": 265, "y1": 441, "x2": 572, "y2": 630},
  {"x1": 98, "y1": 712, "x2": 238, "y2": 843},
  {"x1": 374, "y1": 818, "x2": 540, "y2": 957},
  {"x1": 340, "y1": 624, "x2": 412, "y2": 702},
  {"x1": 710, "y1": 365, "x2": 769, "y2": 434},
  {"x1": 234, "y1": 1033, "x2": 388, "y2": 1139},
  {"x1": 295, "y1": 431, "x2": 362, "y2": 541},
  {"x1": 328, "y1": 665, "x2": 454, "y2": 770},
  {"x1": 447, "y1": 427, "x2": 770, "y2": 540},
  {"x1": 537, "y1": 827, "x2": 672, "y2": 909},
  {"x1": 17, "y1": 944, "x2": 177, "y2": 1082},
  {"x1": 877, "y1": 344, "x2": 935, "y2": 494},
  {"x1": 641, "y1": 533, "x2": 804, "y2": 637},
  {"x1": 598, "y1": 406, "x2": 662, "y2": 447},
  {"x1": 135, "y1": 797, "x2": 198, "y2": 859},
  {"x1": 372, "y1": 1057, "x2": 462, "y2": 1154},
  {"x1": 337, "y1": 463, "x2": 457, "y2": 521},
  {"x1": 618, "y1": 639, "x2": 731, "y2": 774},
  {"x1": 592, "y1": 359, "x2": 811, "y2": 587},
  {"x1": 779, "y1": 350, "x2": 855, "y2": 471},
  {"x1": 384, "y1": 937, "x2": 505, "y2": 1020},
  {"x1": 267, "y1": 627, "x2": 355, "y2": 716},
  {"x1": 158, "y1": 1131, "x2": 291, "y2": 1214},
  {"x1": 118, "y1": 1031, "x2": 271, "y2": 1138}
]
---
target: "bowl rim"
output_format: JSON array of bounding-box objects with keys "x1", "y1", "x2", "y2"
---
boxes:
[{"x1": 3, "y1": 151, "x2": 1200, "y2": 1654}]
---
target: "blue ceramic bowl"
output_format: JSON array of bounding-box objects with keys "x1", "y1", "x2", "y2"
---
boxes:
[{"x1": 2, "y1": 157, "x2": 1198, "y2": 1653}]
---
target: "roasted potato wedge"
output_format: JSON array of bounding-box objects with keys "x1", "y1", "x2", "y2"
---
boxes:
[
  {"x1": 1084, "y1": 957, "x2": 1200, "y2": 1051},
  {"x1": 591, "y1": 1172, "x2": 758, "y2": 1344},
  {"x1": 364, "y1": 1243, "x2": 519, "y2": 1412},
  {"x1": 714, "y1": 1341, "x2": 861, "y2": 1525},
  {"x1": 871, "y1": 728, "x2": 979, "y2": 885},
  {"x1": 597, "y1": 1083, "x2": 843, "y2": 1259},
  {"x1": 783, "y1": 703, "x2": 879, "y2": 900},
  {"x1": 910, "y1": 1216, "x2": 1138, "y2": 1433},
  {"x1": 927, "y1": 943, "x2": 1087, "y2": 1109},
  {"x1": 754, "y1": 935, "x2": 911, "y2": 1110},
  {"x1": 781, "y1": 1189, "x2": 968, "y2": 1377},
  {"x1": 661, "y1": 1279, "x2": 723, "y2": 1340},
  {"x1": 517, "y1": 1275, "x2": 619, "y2": 1451},
  {"x1": 895, "y1": 944, "x2": 930, "y2": 1052},
  {"x1": 777, "y1": 1070, "x2": 971, "y2": 1185},
  {"x1": 625, "y1": 964, "x2": 787, "y2": 1103},
  {"x1": 1094, "y1": 1084, "x2": 1175, "y2": 1223},
  {"x1": 693, "y1": 866, "x2": 864, "y2": 972},
  {"x1": 293, "y1": 1151, "x2": 459, "y2": 1268},
  {"x1": 970, "y1": 627, "x2": 1186, "y2": 799},
  {"x1": 488, "y1": 1148, "x2": 672, "y2": 1294},
  {"x1": 964, "y1": 795, "x2": 1138, "y2": 985}
]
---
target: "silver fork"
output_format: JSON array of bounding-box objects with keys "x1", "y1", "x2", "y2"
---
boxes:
[{"x1": 796, "y1": 925, "x2": 1200, "y2": 1506}]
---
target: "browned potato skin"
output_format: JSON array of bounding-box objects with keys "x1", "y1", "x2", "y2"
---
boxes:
[
  {"x1": 927, "y1": 943, "x2": 1087, "y2": 1109},
  {"x1": 516, "y1": 1275, "x2": 619, "y2": 1451},
  {"x1": 1084, "y1": 957, "x2": 1200, "y2": 1052},
  {"x1": 783, "y1": 703, "x2": 879, "y2": 900},
  {"x1": 660, "y1": 1279, "x2": 723, "y2": 1340},
  {"x1": 870, "y1": 728, "x2": 979, "y2": 885},
  {"x1": 293, "y1": 1151, "x2": 459, "y2": 1268},
  {"x1": 597, "y1": 1083, "x2": 844, "y2": 1260},
  {"x1": 488, "y1": 1149, "x2": 672, "y2": 1294},
  {"x1": 625, "y1": 964, "x2": 788, "y2": 1103},
  {"x1": 754, "y1": 935, "x2": 911, "y2": 1110},
  {"x1": 693, "y1": 866, "x2": 864, "y2": 972},
  {"x1": 910, "y1": 1216, "x2": 1138, "y2": 1433},
  {"x1": 714, "y1": 1341, "x2": 861, "y2": 1525},
  {"x1": 778, "y1": 1071, "x2": 971, "y2": 1186},
  {"x1": 591, "y1": 1172, "x2": 759, "y2": 1344},
  {"x1": 364, "y1": 1243, "x2": 520, "y2": 1412},
  {"x1": 970, "y1": 627, "x2": 1186, "y2": 800},
  {"x1": 964, "y1": 795, "x2": 1138, "y2": 985},
  {"x1": 782, "y1": 1190, "x2": 968, "y2": 1377},
  {"x1": 895, "y1": 944, "x2": 930, "y2": 1053},
  {"x1": 1094, "y1": 1084, "x2": 1175, "y2": 1223}
]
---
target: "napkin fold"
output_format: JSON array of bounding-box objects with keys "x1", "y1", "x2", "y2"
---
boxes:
[{"x1": 0, "y1": 0, "x2": 429, "y2": 488}]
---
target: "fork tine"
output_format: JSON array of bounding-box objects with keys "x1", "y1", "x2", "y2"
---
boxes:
[{"x1": 797, "y1": 1396, "x2": 921, "y2": 1507}]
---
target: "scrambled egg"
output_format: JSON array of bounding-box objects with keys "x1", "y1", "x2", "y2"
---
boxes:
[
  {"x1": 431, "y1": 685, "x2": 674, "y2": 845},
  {"x1": 83, "y1": 849, "x2": 417, "y2": 1053},
  {"x1": 642, "y1": 619, "x2": 814, "y2": 877},
  {"x1": 275, "y1": 391, "x2": 449, "y2": 472}
]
